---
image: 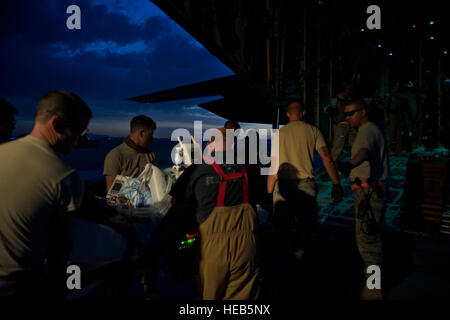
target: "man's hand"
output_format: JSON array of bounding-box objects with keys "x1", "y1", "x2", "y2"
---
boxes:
[
  {"x1": 331, "y1": 184, "x2": 344, "y2": 203},
  {"x1": 336, "y1": 161, "x2": 354, "y2": 177}
]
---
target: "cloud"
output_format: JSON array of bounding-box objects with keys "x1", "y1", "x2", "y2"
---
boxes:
[
  {"x1": 88, "y1": 118, "x2": 130, "y2": 137},
  {"x1": 0, "y1": 0, "x2": 233, "y2": 138},
  {"x1": 1, "y1": 0, "x2": 163, "y2": 45},
  {"x1": 157, "y1": 121, "x2": 219, "y2": 129},
  {"x1": 50, "y1": 43, "x2": 82, "y2": 58},
  {"x1": 92, "y1": 0, "x2": 165, "y2": 25},
  {"x1": 83, "y1": 40, "x2": 151, "y2": 56}
]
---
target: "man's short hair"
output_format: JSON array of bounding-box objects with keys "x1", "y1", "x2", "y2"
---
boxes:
[
  {"x1": 224, "y1": 120, "x2": 240, "y2": 130},
  {"x1": 346, "y1": 99, "x2": 368, "y2": 110},
  {"x1": 287, "y1": 99, "x2": 305, "y2": 113},
  {"x1": 35, "y1": 91, "x2": 92, "y2": 124},
  {"x1": 0, "y1": 99, "x2": 18, "y2": 124},
  {"x1": 130, "y1": 115, "x2": 156, "y2": 133}
]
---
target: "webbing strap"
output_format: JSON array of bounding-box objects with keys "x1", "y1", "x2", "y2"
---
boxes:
[{"x1": 204, "y1": 156, "x2": 249, "y2": 207}]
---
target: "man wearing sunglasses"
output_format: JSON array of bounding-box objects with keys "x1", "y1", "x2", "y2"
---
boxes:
[
  {"x1": 337, "y1": 99, "x2": 390, "y2": 300},
  {"x1": 0, "y1": 91, "x2": 92, "y2": 299}
]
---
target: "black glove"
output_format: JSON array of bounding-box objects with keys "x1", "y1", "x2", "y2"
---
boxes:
[
  {"x1": 336, "y1": 161, "x2": 354, "y2": 177},
  {"x1": 331, "y1": 184, "x2": 344, "y2": 203}
]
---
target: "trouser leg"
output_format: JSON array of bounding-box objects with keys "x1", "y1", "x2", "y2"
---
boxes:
[
  {"x1": 271, "y1": 183, "x2": 296, "y2": 296},
  {"x1": 198, "y1": 205, "x2": 259, "y2": 300},
  {"x1": 198, "y1": 255, "x2": 229, "y2": 300},
  {"x1": 223, "y1": 231, "x2": 260, "y2": 300},
  {"x1": 273, "y1": 180, "x2": 318, "y2": 253},
  {"x1": 353, "y1": 187, "x2": 388, "y2": 274},
  {"x1": 294, "y1": 180, "x2": 318, "y2": 252}
]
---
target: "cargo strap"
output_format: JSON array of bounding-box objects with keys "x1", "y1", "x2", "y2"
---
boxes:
[
  {"x1": 351, "y1": 180, "x2": 387, "y2": 191},
  {"x1": 204, "y1": 156, "x2": 249, "y2": 207}
]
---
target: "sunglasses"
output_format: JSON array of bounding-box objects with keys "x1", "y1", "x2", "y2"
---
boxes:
[
  {"x1": 80, "y1": 128, "x2": 88, "y2": 136},
  {"x1": 66, "y1": 121, "x2": 89, "y2": 137},
  {"x1": 63, "y1": 120, "x2": 88, "y2": 136},
  {"x1": 344, "y1": 108, "x2": 363, "y2": 117}
]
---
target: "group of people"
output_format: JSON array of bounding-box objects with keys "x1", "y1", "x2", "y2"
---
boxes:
[
  {"x1": 0, "y1": 89, "x2": 390, "y2": 300},
  {"x1": 269, "y1": 99, "x2": 389, "y2": 300}
]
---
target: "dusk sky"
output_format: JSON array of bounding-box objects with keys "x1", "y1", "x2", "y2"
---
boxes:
[{"x1": 0, "y1": 0, "x2": 271, "y2": 138}]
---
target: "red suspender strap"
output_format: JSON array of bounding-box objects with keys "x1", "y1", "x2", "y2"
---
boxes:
[
  {"x1": 203, "y1": 156, "x2": 249, "y2": 207},
  {"x1": 210, "y1": 161, "x2": 227, "y2": 207}
]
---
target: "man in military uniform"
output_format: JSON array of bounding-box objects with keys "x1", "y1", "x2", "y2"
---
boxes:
[
  {"x1": 264, "y1": 100, "x2": 343, "y2": 298},
  {"x1": 0, "y1": 91, "x2": 91, "y2": 299},
  {"x1": 337, "y1": 99, "x2": 390, "y2": 300},
  {"x1": 324, "y1": 83, "x2": 356, "y2": 161},
  {"x1": 103, "y1": 115, "x2": 157, "y2": 193}
]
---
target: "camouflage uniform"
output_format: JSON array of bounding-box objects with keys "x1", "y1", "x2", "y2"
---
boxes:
[
  {"x1": 349, "y1": 121, "x2": 390, "y2": 278},
  {"x1": 353, "y1": 185, "x2": 389, "y2": 270}
]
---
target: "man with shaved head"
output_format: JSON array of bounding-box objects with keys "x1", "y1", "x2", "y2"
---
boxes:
[
  {"x1": 267, "y1": 99, "x2": 343, "y2": 268},
  {"x1": 0, "y1": 91, "x2": 91, "y2": 299}
]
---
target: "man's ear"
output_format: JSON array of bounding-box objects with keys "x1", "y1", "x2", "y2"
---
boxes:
[{"x1": 50, "y1": 115, "x2": 65, "y2": 134}]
